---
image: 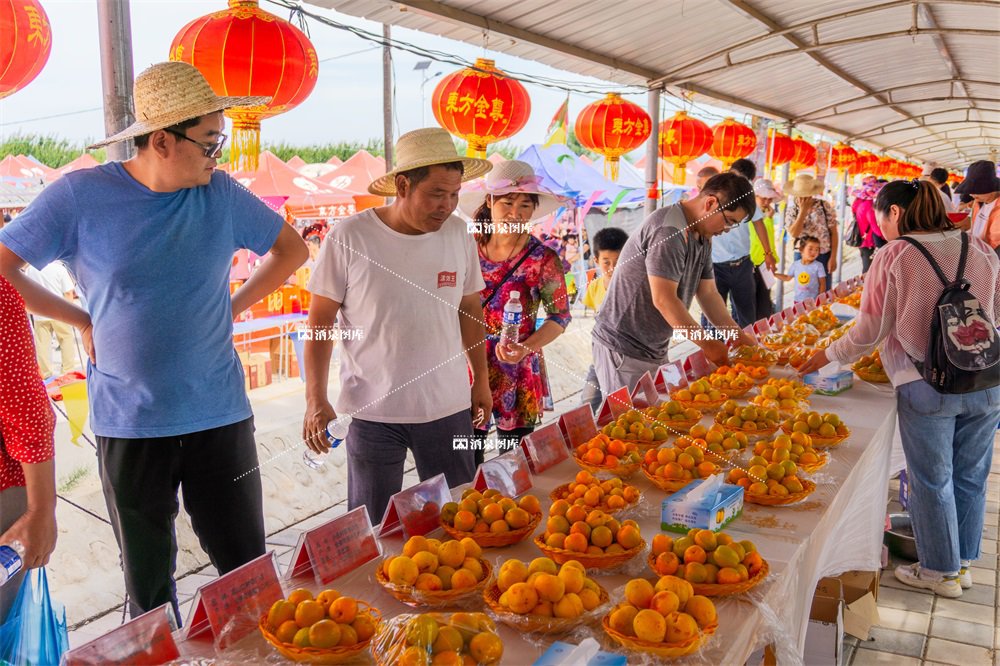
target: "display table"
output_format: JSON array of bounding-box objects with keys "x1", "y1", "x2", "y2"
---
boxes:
[{"x1": 157, "y1": 365, "x2": 896, "y2": 665}]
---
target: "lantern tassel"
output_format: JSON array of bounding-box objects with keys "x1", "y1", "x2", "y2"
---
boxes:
[
  {"x1": 607, "y1": 157, "x2": 620, "y2": 182},
  {"x1": 230, "y1": 117, "x2": 262, "y2": 172},
  {"x1": 672, "y1": 163, "x2": 687, "y2": 185}
]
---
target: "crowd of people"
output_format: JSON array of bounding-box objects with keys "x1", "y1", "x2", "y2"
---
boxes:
[{"x1": 0, "y1": 59, "x2": 997, "y2": 634}]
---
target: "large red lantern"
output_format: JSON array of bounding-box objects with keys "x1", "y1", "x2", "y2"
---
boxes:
[
  {"x1": 765, "y1": 130, "x2": 795, "y2": 168},
  {"x1": 855, "y1": 151, "x2": 879, "y2": 175},
  {"x1": 574, "y1": 93, "x2": 651, "y2": 182},
  {"x1": 0, "y1": 0, "x2": 52, "y2": 99},
  {"x1": 871, "y1": 155, "x2": 892, "y2": 178},
  {"x1": 790, "y1": 137, "x2": 817, "y2": 171},
  {"x1": 657, "y1": 111, "x2": 713, "y2": 185},
  {"x1": 170, "y1": 0, "x2": 319, "y2": 171},
  {"x1": 709, "y1": 118, "x2": 756, "y2": 169},
  {"x1": 432, "y1": 58, "x2": 530, "y2": 158},
  {"x1": 830, "y1": 142, "x2": 858, "y2": 173}
]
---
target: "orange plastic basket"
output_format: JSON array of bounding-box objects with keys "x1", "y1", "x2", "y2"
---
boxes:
[
  {"x1": 602, "y1": 609, "x2": 717, "y2": 658},
  {"x1": 375, "y1": 558, "x2": 492, "y2": 608},
  {"x1": 259, "y1": 602, "x2": 381, "y2": 664},
  {"x1": 483, "y1": 581, "x2": 610, "y2": 635},
  {"x1": 646, "y1": 554, "x2": 770, "y2": 596},
  {"x1": 533, "y1": 536, "x2": 645, "y2": 570},
  {"x1": 439, "y1": 512, "x2": 541, "y2": 548},
  {"x1": 743, "y1": 479, "x2": 816, "y2": 506}
]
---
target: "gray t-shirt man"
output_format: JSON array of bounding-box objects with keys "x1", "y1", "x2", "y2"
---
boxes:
[{"x1": 591, "y1": 204, "x2": 713, "y2": 393}]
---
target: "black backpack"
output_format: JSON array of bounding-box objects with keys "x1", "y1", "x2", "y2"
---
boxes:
[{"x1": 900, "y1": 233, "x2": 1000, "y2": 394}]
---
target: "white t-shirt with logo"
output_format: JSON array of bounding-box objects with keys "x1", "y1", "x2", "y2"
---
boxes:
[{"x1": 308, "y1": 208, "x2": 486, "y2": 423}]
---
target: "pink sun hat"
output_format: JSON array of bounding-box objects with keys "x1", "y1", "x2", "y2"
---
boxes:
[{"x1": 458, "y1": 159, "x2": 569, "y2": 222}]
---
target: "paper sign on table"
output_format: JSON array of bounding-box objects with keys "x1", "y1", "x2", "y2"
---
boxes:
[
  {"x1": 752, "y1": 318, "x2": 772, "y2": 335},
  {"x1": 630, "y1": 371, "x2": 659, "y2": 408},
  {"x1": 817, "y1": 291, "x2": 832, "y2": 305},
  {"x1": 183, "y1": 552, "x2": 282, "y2": 647},
  {"x1": 64, "y1": 605, "x2": 179, "y2": 665},
  {"x1": 655, "y1": 362, "x2": 687, "y2": 393},
  {"x1": 378, "y1": 473, "x2": 451, "y2": 539},
  {"x1": 595, "y1": 386, "x2": 632, "y2": 425},
  {"x1": 521, "y1": 423, "x2": 569, "y2": 473},
  {"x1": 781, "y1": 306, "x2": 795, "y2": 321},
  {"x1": 683, "y1": 351, "x2": 712, "y2": 380},
  {"x1": 758, "y1": 264, "x2": 777, "y2": 289},
  {"x1": 559, "y1": 405, "x2": 598, "y2": 449},
  {"x1": 474, "y1": 447, "x2": 533, "y2": 497},
  {"x1": 287, "y1": 506, "x2": 380, "y2": 584}
]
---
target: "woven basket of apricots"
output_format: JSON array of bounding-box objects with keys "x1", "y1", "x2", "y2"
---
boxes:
[
  {"x1": 373, "y1": 612, "x2": 502, "y2": 666},
  {"x1": 713, "y1": 400, "x2": 780, "y2": 438},
  {"x1": 730, "y1": 361, "x2": 770, "y2": 382},
  {"x1": 727, "y1": 459, "x2": 816, "y2": 506},
  {"x1": 536, "y1": 505, "x2": 645, "y2": 569},
  {"x1": 602, "y1": 575, "x2": 718, "y2": 658},
  {"x1": 786, "y1": 322, "x2": 821, "y2": 346},
  {"x1": 759, "y1": 377, "x2": 813, "y2": 400},
  {"x1": 752, "y1": 432, "x2": 827, "y2": 473},
  {"x1": 260, "y1": 589, "x2": 380, "y2": 664},
  {"x1": 648, "y1": 530, "x2": 769, "y2": 596},
  {"x1": 573, "y1": 433, "x2": 642, "y2": 477},
  {"x1": 816, "y1": 321, "x2": 853, "y2": 349},
  {"x1": 705, "y1": 366, "x2": 756, "y2": 398},
  {"x1": 483, "y1": 557, "x2": 609, "y2": 635},
  {"x1": 781, "y1": 410, "x2": 850, "y2": 447},
  {"x1": 439, "y1": 489, "x2": 542, "y2": 548},
  {"x1": 641, "y1": 442, "x2": 722, "y2": 494},
  {"x1": 376, "y1": 535, "x2": 492, "y2": 608},
  {"x1": 670, "y1": 378, "x2": 728, "y2": 411},
  {"x1": 729, "y1": 345, "x2": 779, "y2": 368},
  {"x1": 549, "y1": 470, "x2": 642, "y2": 515},
  {"x1": 639, "y1": 402, "x2": 705, "y2": 438},
  {"x1": 690, "y1": 424, "x2": 750, "y2": 458},
  {"x1": 853, "y1": 349, "x2": 889, "y2": 383},
  {"x1": 797, "y1": 306, "x2": 841, "y2": 334},
  {"x1": 759, "y1": 328, "x2": 803, "y2": 352},
  {"x1": 836, "y1": 290, "x2": 862, "y2": 307}
]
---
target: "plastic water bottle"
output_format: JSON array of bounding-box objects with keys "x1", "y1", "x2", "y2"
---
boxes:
[
  {"x1": 499, "y1": 291, "x2": 523, "y2": 350},
  {"x1": 0, "y1": 542, "x2": 24, "y2": 586},
  {"x1": 302, "y1": 415, "x2": 352, "y2": 469}
]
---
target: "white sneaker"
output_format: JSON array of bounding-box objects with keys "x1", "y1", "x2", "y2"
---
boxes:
[
  {"x1": 959, "y1": 560, "x2": 972, "y2": 589},
  {"x1": 894, "y1": 563, "x2": 962, "y2": 598}
]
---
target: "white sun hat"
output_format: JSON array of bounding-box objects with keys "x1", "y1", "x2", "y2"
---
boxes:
[{"x1": 457, "y1": 159, "x2": 567, "y2": 222}]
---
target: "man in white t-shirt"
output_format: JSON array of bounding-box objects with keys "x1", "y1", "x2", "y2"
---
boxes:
[
  {"x1": 23, "y1": 261, "x2": 79, "y2": 377},
  {"x1": 302, "y1": 129, "x2": 494, "y2": 522}
]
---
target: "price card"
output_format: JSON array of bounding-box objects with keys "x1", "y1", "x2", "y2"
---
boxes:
[
  {"x1": 655, "y1": 362, "x2": 688, "y2": 394},
  {"x1": 286, "y1": 506, "x2": 380, "y2": 584},
  {"x1": 752, "y1": 318, "x2": 772, "y2": 335},
  {"x1": 183, "y1": 552, "x2": 282, "y2": 647},
  {"x1": 834, "y1": 282, "x2": 850, "y2": 297},
  {"x1": 377, "y1": 473, "x2": 451, "y2": 539},
  {"x1": 817, "y1": 291, "x2": 832, "y2": 305},
  {"x1": 630, "y1": 371, "x2": 659, "y2": 408},
  {"x1": 684, "y1": 351, "x2": 712, "y2": 380},
  {"x1": 595, "y1": 386, "x2": 633, "y2": 425},
  {"x1": 473, "y1": 447, "x2": 533, "y2": 497},
  {"x1": 520, "y1": 423, "x2": 568, "y2": 473},
  {"x1": 781, "y1": 306, "x2": 795, "y2": 321},
  {"x1": 64, "y1": 605, "x2": 179, "y2": 665},
  {"x1": 559, "y1": 405, "x2": 598, "y2": 449}
]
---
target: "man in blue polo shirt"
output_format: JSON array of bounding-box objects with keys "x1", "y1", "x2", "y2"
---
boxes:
[
  {"x1": 704, "y1": 159, "x2": 776, "y2": 328},
  {"x1": 0, "y1": 62, "x2": 308, "y2": 622}
]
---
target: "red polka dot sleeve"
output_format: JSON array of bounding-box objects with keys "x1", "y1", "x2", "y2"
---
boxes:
[{"x1": 0, "y1": 276, "x2": 55, "y2": 490}]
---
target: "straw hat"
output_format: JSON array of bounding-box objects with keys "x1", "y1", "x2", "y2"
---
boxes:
[
  {"x1": 783, "y1": 173, "x2": 825, "y2": 198},
  {"x1": 87, "y1": 62, "x2": 270, "y2": 149},
  {"x1": 368, "y1": 128, "x2": 492, "y2": 196},
  {"x1": 457, "y1": 160, "x2": 567, "y2": 221}
]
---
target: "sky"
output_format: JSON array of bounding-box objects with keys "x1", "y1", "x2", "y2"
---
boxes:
[{"x1": 0, "y1": 0, "x2": 738, "y2": 152}]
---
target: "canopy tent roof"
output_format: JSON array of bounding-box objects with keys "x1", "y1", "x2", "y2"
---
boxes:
[
  {"x1": 286, "y1": 155, "x2": 307, "y2": 170},
  {"x1": 55, "y1": 154, "x2": 102, "y2": 178},
  {"x1": 0, "y1": 155, "x2": 58, "y2": 185},
  {"x1": 323, "y1": 149, "x2": 386, "y2": 193},
  {"x1": 231, "y1": 150, "x2": 383, "y2": 218},
  {"x1": 307, "y1": 0, "x2": 999, "y2": 168},
  {"x1": 515, "y1": 143, "x2": 646, "y2": 208}
]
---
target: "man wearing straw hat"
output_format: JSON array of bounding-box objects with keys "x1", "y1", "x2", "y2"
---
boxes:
[
  {"x1": 0, "y1": 61, "x2": 308, "y2": 622},
  {"x1": 302, "y1": 128, "x2": 494, "y2": 523}
]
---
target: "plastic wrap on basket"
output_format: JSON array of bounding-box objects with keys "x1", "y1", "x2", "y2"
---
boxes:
[
  {"x1": 374, "y1": 556, "x2": 493, "y2": 610},
  {"x1": 372, "y1": 611, "x2": 503, "y2": 665}
]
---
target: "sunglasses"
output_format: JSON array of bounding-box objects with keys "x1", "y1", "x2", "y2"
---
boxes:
[{"x1": 164, "y1": 128, "x2": 228, "y2": 158}]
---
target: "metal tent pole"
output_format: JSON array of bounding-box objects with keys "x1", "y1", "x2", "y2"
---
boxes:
[
  {"x1": 644, "y1": 88, "x2": 661, "y2": 218},
  {"x1": 96, "y1": 0, "x2": 136, "y2": 161}
]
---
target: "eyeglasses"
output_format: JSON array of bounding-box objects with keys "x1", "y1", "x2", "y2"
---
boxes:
[
  {"x1": 717, "y1": 204, "x2": 743, "y2": 229},
  {"x1": 164, "y1": 129, "x2": 228, "y2": 158}
]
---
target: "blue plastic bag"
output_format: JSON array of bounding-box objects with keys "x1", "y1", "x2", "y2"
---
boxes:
[{"x1": 0, "y1": 569, "x2": 68, "y2": 666}]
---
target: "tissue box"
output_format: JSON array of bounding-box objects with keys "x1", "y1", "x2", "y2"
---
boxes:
[
  {"x1": 803, "y1": 369, "x2": 854, "y2": 395},
  {"x1": 661, "y1": 480, "x2": 743, "y2": 533},
  {"x1": 533, "y1": 642, "x2": 627, "y2": 666}
]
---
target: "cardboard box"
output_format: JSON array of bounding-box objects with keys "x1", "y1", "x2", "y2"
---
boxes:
[
  {"x1": 661, "y1": 480, "x2": 743, "y2": 533},
  {"x1": 803, "y1": 368, "x2": 854, "y2": 395},
  {"x1": 269, "y1": 337, "x2": 300, "y2": 378},
  {"x1": 245, "y1": 353, "x2": 272, "y2": 390},
  {"x1": 816, "y1": 571, "x2": 880, "y2": 641},
  {"x1": 533, "y1": 641, "x2": 626, "y2": 666},
  {"x1": 805, "y1": 578, "x2": 844, "y2": 666}
]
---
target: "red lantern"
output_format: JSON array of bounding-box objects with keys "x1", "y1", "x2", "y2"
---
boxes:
[
  {"x1": 0, "y1": 0, "x2": 52, "y2": 99},
  {"x1": 790, "y1": 138, "x2": 817, "y2": 171},
  {"x1": 574, "y1": 93, "x2": 652, "y2": 182},
  {"x1": 709, "y1": 118, "x2": 756, "y2": 169},
  {"x1": 830, "y1": 142, "x2": 858, "y2": 173},
  {"x1": 657, "y1": 111, "x2": 713, "y2": 185},
  {"x1": 431, "y1": 58, "x2": 530, "y2": 158},
  {"x1": 766, "y1": 131, "x2": 795, "y2": 168},
  {"x1": 872, "y1": 156, "x2": 892, "y2": 178},
  {"x1": 170, "y1": 0, "x2": 319, "y2": 171},
  {"x1": 855, "y1": 151, "x2": 879, "y2": 175}
]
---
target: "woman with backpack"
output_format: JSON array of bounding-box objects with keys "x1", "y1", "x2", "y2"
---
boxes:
[{"x1": 799, "y1": 179, "x2": 1000, "y2": 598}]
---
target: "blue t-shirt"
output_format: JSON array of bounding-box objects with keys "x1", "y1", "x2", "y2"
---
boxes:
[
  {"x1": 710, "y1": 206, "x2": 760, "y2": 263},
  {"x1": 787, "y1": 259, "x2": 827, "y2": 303},
  {"x1": 0, "y1": 163, "x2": 283, "y2": 438}
]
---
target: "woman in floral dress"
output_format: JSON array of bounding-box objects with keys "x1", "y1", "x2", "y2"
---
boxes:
[{"x1": 459, "y1": 161, "x2": 571, "y2": 463}]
